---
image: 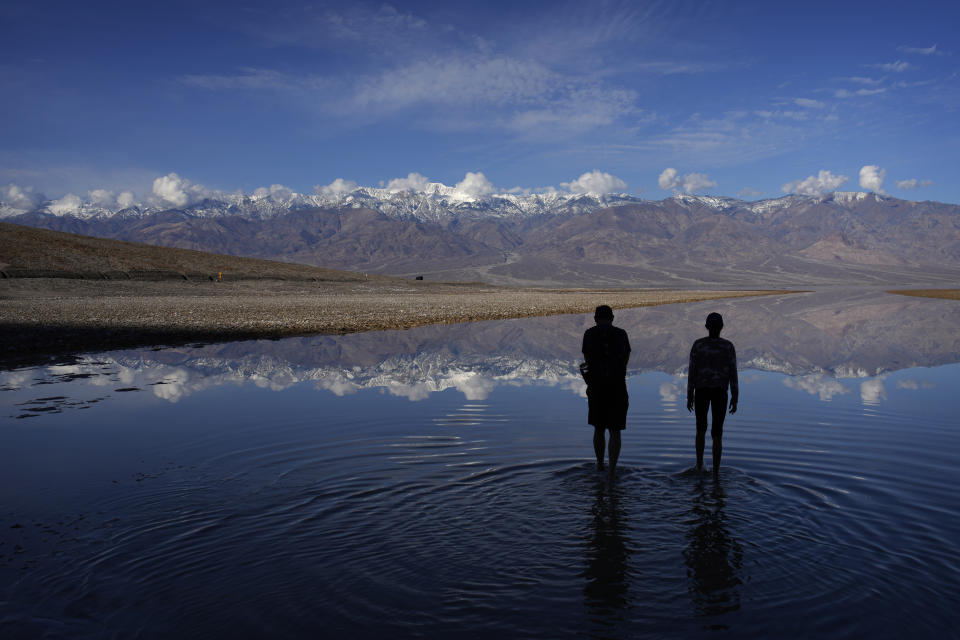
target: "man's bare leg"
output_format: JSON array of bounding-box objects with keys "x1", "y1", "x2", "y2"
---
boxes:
[
  {"x1": 712, "y1": 437, "x2": 722, "y2": 478},
  {"x1": 695, "y1": 430, "x2": 706, "y2": 470},
  {"x1": 593, "y1": 426, "x2": 606, "y2": 470},
  {"x1": 608, "y1": 429, "x2": 621, "y2": 475}
]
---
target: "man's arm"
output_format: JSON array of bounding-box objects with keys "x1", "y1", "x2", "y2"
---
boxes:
[{"x1": 687, "y1": 343, "x2": 696, "y2": 412}]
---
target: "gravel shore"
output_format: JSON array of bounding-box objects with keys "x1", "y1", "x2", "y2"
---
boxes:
[{"x1": 1, "y1": 278, "x2": 789, "y2": 364}]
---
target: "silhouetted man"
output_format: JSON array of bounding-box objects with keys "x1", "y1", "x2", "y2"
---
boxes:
[
  {"x1": 687, "y1": 312, "x2": 738, "y2": 478},
  {"x1": 582, "y1": 305, "x2": 631, "y2": 475}
]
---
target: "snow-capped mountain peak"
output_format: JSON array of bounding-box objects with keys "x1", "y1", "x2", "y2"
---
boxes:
[{"x1": 0, "y1": 180, "x2": 912, "y2": 224}]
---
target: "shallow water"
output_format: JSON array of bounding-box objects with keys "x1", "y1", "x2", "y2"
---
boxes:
[{"x1": 2, "y1": 289, "x2": 959, "y2": 638}]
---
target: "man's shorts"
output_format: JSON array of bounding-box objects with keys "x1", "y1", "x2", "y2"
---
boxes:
[{"x1": 587, "y1": 382, "x2": 629, "y2": 430}]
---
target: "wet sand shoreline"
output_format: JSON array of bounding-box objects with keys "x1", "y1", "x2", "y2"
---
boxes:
[{"x1": 1, "y1": 278, "x2": 790, "y2": 366}]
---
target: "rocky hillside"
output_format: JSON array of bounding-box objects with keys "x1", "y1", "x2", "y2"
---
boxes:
[{"x1": 0, "y1": 222, "x2": 399, "y2": 283}]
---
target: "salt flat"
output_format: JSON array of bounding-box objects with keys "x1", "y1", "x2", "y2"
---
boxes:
[{"x1": 1, "y1": 277, "x2": 784, "y2": 363}]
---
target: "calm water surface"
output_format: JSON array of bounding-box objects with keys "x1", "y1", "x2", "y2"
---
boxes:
[{"x1": 2, "y1": 289, "x2": 959, "y2": 638}]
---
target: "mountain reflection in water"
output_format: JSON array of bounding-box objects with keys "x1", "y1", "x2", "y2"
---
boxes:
[{"x1": 4, "y1": 288, "x2": 959, "y2": 408}]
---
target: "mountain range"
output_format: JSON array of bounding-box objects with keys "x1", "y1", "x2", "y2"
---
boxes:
[{"x1": 4, "y1": 186, "x2": 959, "y2": 287}]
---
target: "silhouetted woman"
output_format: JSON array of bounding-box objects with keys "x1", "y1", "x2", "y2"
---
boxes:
[{"x1": 686, "y1": 312, "x2": 738, "y2": 478}]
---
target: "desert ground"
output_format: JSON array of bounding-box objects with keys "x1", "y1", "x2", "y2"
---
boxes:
[{"x1": 1, "y1": 223, "x2": 796, "y2": 363}]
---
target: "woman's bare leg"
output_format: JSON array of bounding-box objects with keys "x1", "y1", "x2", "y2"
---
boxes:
[
  {"x1": 593, "y1": 426, "x2": 606, "y2": 470},
  {"x1": 608, "y1": 429, "x2": 621, "y2": 474}
]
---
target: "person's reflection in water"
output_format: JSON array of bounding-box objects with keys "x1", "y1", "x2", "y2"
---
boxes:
[
  {"x1": 583, "y1": 481, "x2": 632, "y2": 633},
  {"x1": 683, "y1": 480, "x2": 743, "y2": 624}
]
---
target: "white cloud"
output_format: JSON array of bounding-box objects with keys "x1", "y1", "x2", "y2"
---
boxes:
[
  {"x1": 47, "y1": 193, "x2": 82, "y2": 215},
  {"x1": 329, "y1": 4, "x2": 428, "y2": 41},
  {"x1": 314, "y1": 374, "x2": 361, "y2": 397},
  {"x1": 892, "y1": 79, "x2": 938, "y2": 90},
  {"x1": 2, "y1": 183, "x2": 42, "y2": 211},
  {"x1": 151, "y1": 173, "x2": 214, "y2": 208},
  {"x1": 658, "y1": 167, "x2": 716, "y2": 194},
  {"x1": 782, "y1": 170, "x2": 849, "y2": 197},
  {"x1": 84, "y1": 188, "x2": 141, "y2": 211},
  {"x1": 179, "y1": 67, "x2": 314, "y2": 91},
  {"x1": 680, "y1": 173, "x2": 717, "y2": 193},
  {"x1": 794, "y1": 98, "x2": 825, "y2": 109},
  {"x1": 897, "y1": 44, "x2": 944, "y2": 56},
  {"x1": 754, "y1": 109, "x2": 810, "y2": 121},
  {"x1": 348, "y1": 53, "x2": 636, "y2": 136},
  {"x1": 150, "y1": 368, "x2": 192, "y2": 402},
  {"x1": 896, "y1": 178, "x2": 934, "y2": 190},
  {"x1": 386, "y1": 172, "x2": 430, "y2": 192},
  {"x1": 783, "y1": 375, "x2": 850, "y2": 401},
  {"x1": 253, "y1": 183, "x2": 294, "y2": 201},
  {"x1": 454, "y1": 171, "x2": 496, "y2": 198},
  {"x1": 152, "y1": 174, "x2": 188, "y2": 207},
  {"x1": 270, "y1": 184, "x2": 293, "y2": 201},
  {"x1": 117, "y1": 191, "x2": 136, "y2": 209},
  {"x1": 637, "y1": 108, "x2": 830, "y2": 166},
  {"x1": 659, "y1": 381, "x2": 680, "y2": 403},
  {"x1": 506, "y1": 87, "x2": 637, "y2": 135},
  {"x1": 632, "y1": 61, "x2": 709, "y2": 75},
  {"x1": 562, "y1": 170, "x2": 627, "y2": 195},
  {"x1": 738, "y1": 186, "x2": 763, "y2": 198},
  {"x1": 860, "y1": 377, "x2": 886, "y2": 404},
  {"x1": 873, "y1": 60, "x2": 911, "y2": 72},
  {"x1": 835, "y1": 88, "x2": 886, "y2": 98},
  {"x1": 896, "y1": 379, "x2": 934, "y2": 390},
  {"x1": 315, "y1": 178, "x2": 359, "y2": 197},
  {"x1": 0, "y1": 369, "x2": 32, "y2": 390},
  {"x1": 859, "y1": 165, "x2": 886, "y2": 194},
  {"x1": 383, "y1": 380, "x2": 432, "y2": 401},
  {"x1": 88, "y1": 188, "x2": 114, "y2": 206},
  {"x1": 247, "y1": 3, "x2": 431, "y2": 54},
  {"x1": 353, "y1": 55, "x2": 554, "y2": 110},
  {"x1": 180, "y1": 47, "x2": 638, "y2": 138},
  {"x1": 658, "y1": 168, "x2": 679, "y2": 190},
  {"x1": 447, "y1": 372, "x2": 496, "y2": 401},
  {"x1": 842, "y1": 76, "x2": 882, "y2": 85}
]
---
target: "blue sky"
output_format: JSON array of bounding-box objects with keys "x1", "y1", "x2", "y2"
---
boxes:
[{"x1": 2, "y1": 0, "x2": 958, "y2": 205}]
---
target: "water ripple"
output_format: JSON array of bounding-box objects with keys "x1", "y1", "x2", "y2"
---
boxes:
[{"x1": 2, "y1": 366, "x2": 959, "y2": 638}]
